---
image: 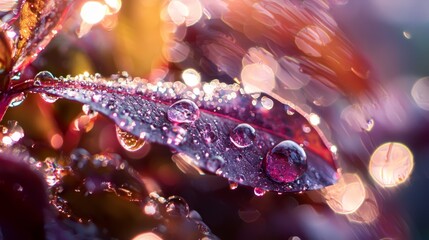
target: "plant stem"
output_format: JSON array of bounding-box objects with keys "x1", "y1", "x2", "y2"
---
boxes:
[{"x1": 0, "y1": 93, "x2": 11, "y2": 122}]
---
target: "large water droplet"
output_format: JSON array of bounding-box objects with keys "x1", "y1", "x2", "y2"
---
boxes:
[
  {"x1": 34, "y1": 71, "x2": 54, "y2": 86},
  {"x1": 116, "y1": 126, "x2": 145, "y2": 152},
  {"x1": 9, "y1": 92, "x2": 27, "y2": 107},
  {"x1": 264, "y1": 140, "x2": 307, "y2": 183},
  {"x1": 164, "y1": 196, "x2": 189, "y2": 218},
  {"x1": 230, "y1": 123, "x2": 256, "y2": 148},
  {"x1": 167, "y1": 99, "x2": 200, "y2": 123}
]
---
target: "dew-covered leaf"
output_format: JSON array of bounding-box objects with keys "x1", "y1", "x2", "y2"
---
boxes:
[
  {"x1": 24, "y1": 73, "x2": 339, "y2": 193},
  {"x1": 11, "y1": 0, "x2": 75, "y2": 72}
]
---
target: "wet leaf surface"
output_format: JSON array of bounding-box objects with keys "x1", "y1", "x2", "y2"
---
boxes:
[
  {"x1": 12, "y1": 0, "x2": 75, "y2": 72},
  {"x1": 24, "y1": 74, "x2": 339, "y2": 193}
]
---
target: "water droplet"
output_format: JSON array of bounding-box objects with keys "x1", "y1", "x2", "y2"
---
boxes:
[
  {"x1": 143, "y1": 200, "x2": 159, "y2": 216},
  {"x1": 254, "y1": 188, "x2": 266, "y2": 196},
  {"x1": 167, "y1": 99, "x2": 200, "y2": 123},
  {"x1": 229, "y1": 181, "x2": 238, "y2": 190},
  {"x1": 230, "y1": 123, "x2": 256, "y2": 148},
  {"x1": 164, "y1": 196, "x2": 189, "y2": 218},
  {"x1": 41, "y1": 93, "x2": 59, "y2": 103},
  {"x1": 116, "y1": 126, "x2": 145, "y2": 152},
  {"x1": 264, "y1": 140, "x2": 307, "y2": 183},
  {"x1": 182, "y1": 68, "x2": 201, "y2": 87},
  {"x1": 9, "y1": 92, "x2": 27, "y2": 107},
  {"x1": 82, "y1": 104, "x2": 98, "y2": 119},
  {"x1": 34, "y1": 71, "x2": 54, "y2": 86},
  {"x1": 261, "y1": 96, "x2": 274, "y2": 110},
  {"x1": 285, "y1": 105, "x2": 295, "y2": 115},
  {"x1": 206, "y1": 156, "x2": 225, "y2": 172},
  {"x1": 365, "y1": 119, "x2": 375, "y2": 132}
]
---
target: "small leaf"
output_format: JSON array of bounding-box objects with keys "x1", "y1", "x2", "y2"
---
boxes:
[
  {"x1": 25, "y1": 74, "x2": 339, "y2": 193},
  {"x1": 12, "y1": 0, "x2": 75, "y2": 72}
]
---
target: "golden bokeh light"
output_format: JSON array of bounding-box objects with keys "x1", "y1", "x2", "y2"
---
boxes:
[
  {"x1": 132, "y1": 232, "x2": 163, "y2": 240},
  {"x1": 80, "y1": 1, "x2": 107, "y2": 25},
  {"x1": 369, "y1": 142, "x2": 414, "y2": 188},
  {"x1": 182, "y1": 68, "x2": 201, "y2": 87},
  {"x1": 347, "y1": 187, "x2": 379, "y2": 224},
  {"x1": 322, "y1": 173, "x2": 366, "y2": 214}
]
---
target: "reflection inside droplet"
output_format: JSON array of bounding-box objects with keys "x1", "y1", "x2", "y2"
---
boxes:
[
  {"x1": 264, "y1": 140, "x2": 307, "y2": 183},
  {"x1": 167, "y1": 99, "x2": 200, "y2": 123},
  {"x1": 116, "y1": 126, "x2": 145, "y2": 152}
]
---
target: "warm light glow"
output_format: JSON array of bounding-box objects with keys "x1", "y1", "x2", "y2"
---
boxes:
[
  {"x1": 50, "y1": 133, "x2": 64, "y2": 149},
  {"x1": 104, "y1": 0, "x2": 121, "y2": 13},
  {"x1": 403, "y1": 31, "x2": 412, "y2": 39},
  {"x1": 143, "y1": 202, "x2": 157, "y2": 215},
  {"x1": 330, "y1": 145, "x2": 338, "y2": 154},
  {"x1": 261, "y1": 96, "x2": 274, "y2": 110},
  {"x1": 322, "y1": 173, "x2": 366, "y2": 214},
  {"x1": 132, "y1": 232, "x2": 163, "y2": 240},
  {"x1": 295, "y1": 25, "x2": 331, "y2": 57},
  {"x1": 167, "y1": 0, "x2": 202, "y2": 26},
  {"x1": 241, "y1": 63, "x2": 275, "y2": 94},
  {"x1": 0, "y1": 0, "x2": 16, "y2": 12},
  {"x1": 411, "y1": 77, "x2": 429, "y2": 111},
  {"x1": 2, "y1": 136, "x2": 12, "y2": 146},
  {"x1": 309, "y1": 113, "x2": 321, "y2": 126},
  {"x1": 182, "y1": 68, "x2": 201, "y2": 87},
  {"x1": 10, "y1": 131, "x2": 24, "y2": 142},
  {"x1": 171, "y1": 153, "x2": 205, "y2": 175},
  {"x1": 80, "y1": 1, "x2": 107, "y2": 25},
  {"x1": 369, "y1": 142, "x2": 414, "y2": 188},
  {"x1": 347, "y1": 187, "x2": 379, "y2": 224},
  {"x1": 167, "y1": 0, "x2": 189, "y2": 25}
]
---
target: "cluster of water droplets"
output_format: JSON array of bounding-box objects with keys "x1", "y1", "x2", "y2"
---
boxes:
[
  {"x1": 46, "y1": 149, "x2": 147, "y2": 221},
  {"x1": 145, "y1": 192, "x2": 218, "y2": 239}
]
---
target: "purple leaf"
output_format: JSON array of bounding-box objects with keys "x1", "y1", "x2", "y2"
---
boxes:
[
  {"x1": 22, "y1": 73, "x2": 339, "y2": 193},
  {"x1": 11, "y1": 0, "x2": 75, "y2": 73}
]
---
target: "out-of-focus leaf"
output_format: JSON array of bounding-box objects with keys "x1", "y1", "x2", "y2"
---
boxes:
[
  {"x1": 165, "y1": 0, "x2": 374, "y2": 100},
  {"x1": 22, "y1": 74, "x2": 339, "y2": 193},
  {"x1": 0, "y1": 153, "x2": 47, "y2": 239},
  {"x1": 12, "y1": 0, "x2": 75, "y2": 72}
]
